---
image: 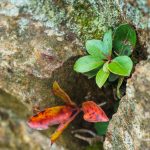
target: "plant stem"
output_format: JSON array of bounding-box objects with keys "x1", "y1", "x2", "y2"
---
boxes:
[
  {"x1": 98, "y1": 102, "x2": 107, "y2": 107},
  {"x1": 117, "y1": 77, "x2": 124, "y2": 99}
]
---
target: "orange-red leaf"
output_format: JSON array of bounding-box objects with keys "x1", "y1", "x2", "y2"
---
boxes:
[
  {"x1": 53, "y1": 81, "x2": 76, "y2": 106},
  {"x1": 50, "y1": 108, "x2": 80, "y2": 144},
  {"x1": 82, "y1": 101, "x2": 109, "y2": 122},
  {"x1": 27, "y1": 105, "x2": 74, "y2": 130}
]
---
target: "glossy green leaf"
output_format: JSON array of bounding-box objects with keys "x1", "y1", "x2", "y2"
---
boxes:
[
  {"x1": 103, "y1": 61, "x2": 109, "y2": 73},
  {"x1": 103, "y1": 29, "x2": 112, "y2": 56},
  {"x1": 108, "y1": 56, "x2": 133, "y2": 76},
  {"x1": 114, "y1": 40, "x2": 132, "y2": 56},
  {"x1": 84, "y1": 67, "x2": 101, "y2": 79},
  {"x1": 74, "y1": 55, "x2": 104, "y2": 73},
  {"x1": 94, "y1": 122, "x2": 109, "y2": 136},
  {"x1": 113, "y1": 24, "x2": 136, "y2": 55},
  {"x1": 96, "y1": 68, "x2": 110, "y2": 88},
  {"x1": 86, "y1": 40, "x2": 106, "y2": 59},
  {"x1": 108, "y1": 73, "x2": 119, "y2": 82}
]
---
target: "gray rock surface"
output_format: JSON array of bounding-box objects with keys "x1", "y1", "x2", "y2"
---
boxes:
[
  {"x1": 103, "y1": 1, "x2": 150, "y2": 149},
  {"x1": 104, "y1": 61, "x2": 150, "y2": 150},
  {"x1": 0, "y1": 107, "x2": 65, "y2": 150}
]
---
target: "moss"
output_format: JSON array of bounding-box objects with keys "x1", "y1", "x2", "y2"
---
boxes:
[
  {"x1": 22, "y1": 0, "x2": 121, "y2": 41},
  {"x1": 68, "y1": 1, "x2": 120, "y2": 41},
  {"x1": 3, "y1": 0, "x2": 149, "y2": 40}
]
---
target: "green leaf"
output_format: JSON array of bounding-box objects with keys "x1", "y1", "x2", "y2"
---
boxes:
[
  {"x1": 94, "y1": 122, "x2": 109, "y2": 136},
  {"x1": 86, "y1": 40, "x2": 106, "y2": 59},
  {"x1": 117, "y1": 77, "x2": 124, "y2": 99},
  {"x1": 113, "y1": 24, "x2": 136, "y2": 55},
  {"x1": 96, "y1": 68, "x2": 110, "y2": 88},
  {"x1": 114, "y1": 24, "x2": 136, "y2": 47},
  {"x1": 103, "y1": 29, "x2": 112, "y2": 56},
  {"x1": 114, "y1": 40, "x2": 131, "y2": 56},
  {"x1": 108, "y1": 73, "x2": 119, "y2": 82},
  {"x1": 86, "y1": 30, "x2": 112, "y2": 59},
  {"x1": 108, "y1": 56, "x2": 133, "y2": 76},
  {"x1": 84, "y1": 67, "x2": 101, "y2": 79},
  {"x1": 103, "y1": 61, "x2": 109, "y2": 73},
  {"x1": 74, "y1": 55, "x2": 104, "y2": 73}
]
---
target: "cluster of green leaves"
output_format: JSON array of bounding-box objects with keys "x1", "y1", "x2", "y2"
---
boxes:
[{"x1": 74, "y1": 24, "x2": 136, "y2": 94}]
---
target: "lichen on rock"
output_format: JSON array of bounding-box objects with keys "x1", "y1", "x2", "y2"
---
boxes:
[{"x1": 22, "y1": 0, "x2": 121, "y2": 40}]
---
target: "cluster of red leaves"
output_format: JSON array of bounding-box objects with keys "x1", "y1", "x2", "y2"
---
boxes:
[{"x1": 27, "y1": 81, "x2": 109, "y2": 145}]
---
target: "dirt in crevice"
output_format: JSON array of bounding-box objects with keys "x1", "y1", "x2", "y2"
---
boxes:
[
  {"x1": 51, "y1": 56, "x2": 116, "y2": 112},
  {"x1": 132, "y1": 31, "x2": 148, "y2": 63}
]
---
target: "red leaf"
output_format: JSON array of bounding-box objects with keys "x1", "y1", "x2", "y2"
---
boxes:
[
  {"x1": 82, "y1": 101, "x2": 109, "y2": 122},
  {"x1": 27, "y1": 106, "x2": 74, "y2": 130},
  {"x1": 53, "y1": 81, "x2": 76, "y2": 106},
  {"x1": 50, "y1": 108, "x2": 80, "y2": 144}
]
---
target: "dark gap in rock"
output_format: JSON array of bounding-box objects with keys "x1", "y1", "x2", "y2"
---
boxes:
[
  {"x1": 51, "y1": 56, "x2": 116, "y2": 147},
  {"x1": 132, "y1": 30, "x2": 148, "y2": 63},
  {"x1": 121, "y1": 29, "x2": 149, "y2": 98}
]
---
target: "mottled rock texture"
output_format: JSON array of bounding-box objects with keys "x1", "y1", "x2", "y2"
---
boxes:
[
  {"x1": 0, "y1": 107, "x2": 65, "y2": 150},
  {"x1": 104, "y1": 61, "x2": 150, "y2": 150},
  {"x1": 103, "y1": 1, "x2": 150, "y2": 149},
  {"x1": 0, "y1": 0, "x2": 150, "y2": 150}
]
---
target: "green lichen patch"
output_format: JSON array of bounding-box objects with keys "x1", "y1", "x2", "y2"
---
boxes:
[{"x1": 22, "y1": 0, "x2": 121, "y2": 41}]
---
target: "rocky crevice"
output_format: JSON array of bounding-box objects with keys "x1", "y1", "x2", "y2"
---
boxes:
[{"x1": 0, "y1": 0, "x2": 150, "y2": 150}]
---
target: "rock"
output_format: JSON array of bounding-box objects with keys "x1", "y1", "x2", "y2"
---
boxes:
[
  {"x1": 103, "y1": 1, "x2": 150, "y2": 149},
  {"x1": 0, "y1": 0, "x2": 122, "y2": 113},
  {"x1": 0, "y1": 0, "x2": 149, "y2": 109},
  {"x1": 0, "y1": 12, "x2": 82, "y2": 109},
  {"x1": 0, "y1": 108, "x2": 65, "y2": 150},
  {"x1": 104, "y1": 61, "x2": 150, "y2": 150},
  {"x1": 0, "y1": 1, "x2": 119, "y2": 149}
]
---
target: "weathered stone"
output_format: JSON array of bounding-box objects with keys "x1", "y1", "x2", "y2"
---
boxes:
[
  {"x1": 0, "y1": 108, "x2": 65, "y2": 150},
  {"x1": 0, "y1": 0, "x2": 122, "y2": 113},
  {"x1": 104, "y1": 61, "x2": 150, "y2": 150},
  {"x1": 0, "y1": 0, "x2": 149, "y2": 108},
  {"x1": 103, "y1": 1, "x2": 150, "y2": 149},
  {"x1": 0, "y1": 12, "x2": 83, "y2": 108}
]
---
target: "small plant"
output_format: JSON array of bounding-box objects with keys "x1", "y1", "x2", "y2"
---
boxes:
[
  {"x1": 27, "y1": 81, "x2": 109, "y2": 145},
  {"x1": 74, "y1": 24, "x2": 136, "y2": 98}
]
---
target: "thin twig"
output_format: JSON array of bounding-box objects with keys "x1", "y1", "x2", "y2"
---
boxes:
[
  {"x1": 72, "y1": 129, "x2": 104, "y2": 145},
  {"x1": 74, "y1": 134, "x2": 103, "y2": 145},
  {"x1": 74, "y1": 134, "x2": 93, "y2": 145},
  {"x1": 71, "y1": 129, "x2": 96, "y2": 137},
  {"x1": 98, "y1": 102, "x2": 107, "y2": 107}
]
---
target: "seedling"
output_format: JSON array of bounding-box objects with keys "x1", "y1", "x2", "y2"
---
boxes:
[
  {"x1": 27, "y1": 81, "x2": 109, "y2": 145},
  {"x1": 74, "y1": 24, "x2": 136, "y2": 98}
]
